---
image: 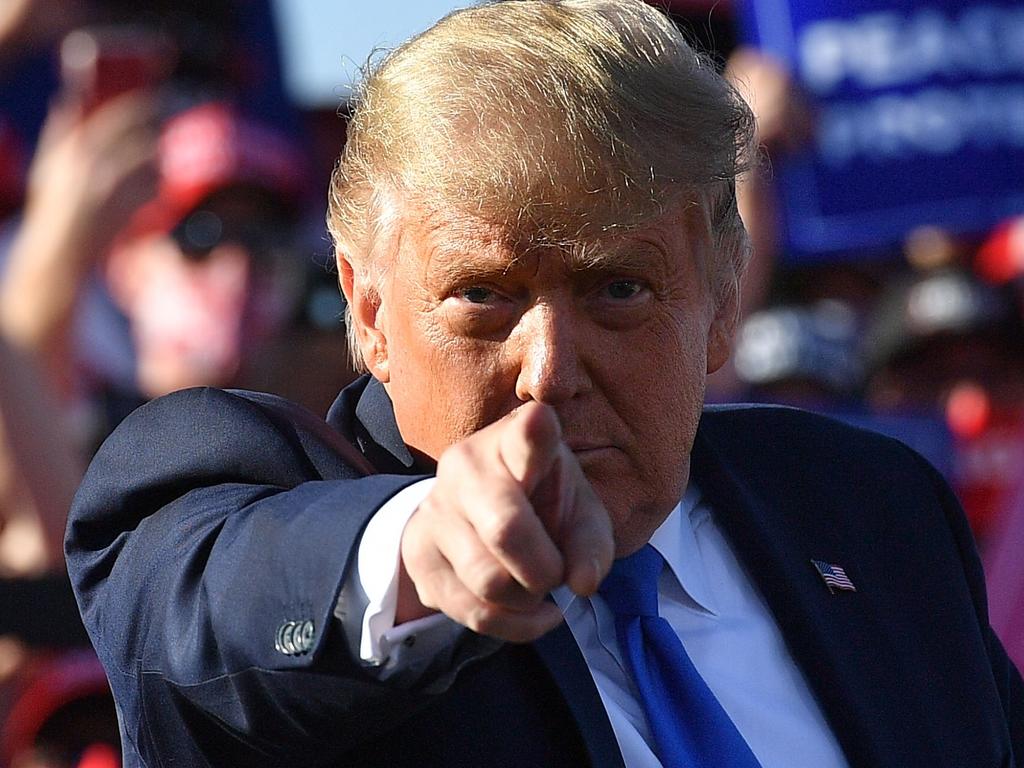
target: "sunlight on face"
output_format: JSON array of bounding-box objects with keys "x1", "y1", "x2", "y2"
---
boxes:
[{"x1": 370, "y1": 200, "x2": 733, "y2": 551}]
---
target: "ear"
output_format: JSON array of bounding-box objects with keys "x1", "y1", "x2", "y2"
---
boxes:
[
  {"x1": 337, "y1": 250, "x2": 391, "y2": 382},
  {"x1": 706, "y1": 279, "x2": 739, "y2": 375}
]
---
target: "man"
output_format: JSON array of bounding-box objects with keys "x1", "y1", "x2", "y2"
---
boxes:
[
  {"x1": 102, "y1": 100, "x2": 307, "y2": 403},
  {"x1": 0, "y1": 95, "x2": 305, "y2": 566},
  {"x1": 66, "y1": 1, "x2": 1023, "y2": 766}
]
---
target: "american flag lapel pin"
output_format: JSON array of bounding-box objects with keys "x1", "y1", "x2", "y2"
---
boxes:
[{"x1": 811, "y1": 559, "x2": 857, "y2": 594}]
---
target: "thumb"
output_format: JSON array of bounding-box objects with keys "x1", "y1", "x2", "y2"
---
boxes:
[{"x1": 499, "y1": 402, "x2": 562, "y2": 496}]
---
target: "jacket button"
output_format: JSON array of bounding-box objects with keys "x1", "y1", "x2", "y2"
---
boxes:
[
  {"x1": 276, "y1": 621, "x2": 297, "y2": 655},
  {"x1": 297, "y1": 620, "x2": 315, "y2": 653},
  {"x1": 275, "y1": 620, "x2": 315, "y2": 656}
]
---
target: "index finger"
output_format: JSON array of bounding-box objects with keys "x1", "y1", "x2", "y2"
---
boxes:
[
  {"x1": 498, "y1": 402, "x2": 562, "y2": 496},
  {"x1": 556, "y1": 476, "x2": 614, "y2": 597}
]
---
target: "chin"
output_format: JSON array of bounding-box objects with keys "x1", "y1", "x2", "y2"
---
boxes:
[{"x1": 590, "y1": 484, "x2": 664, "y2": 558}]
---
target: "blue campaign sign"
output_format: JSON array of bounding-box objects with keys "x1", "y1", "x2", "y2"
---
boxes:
[{"x1": 735, "y1": 0, "x2": 1024, "y2": 259}]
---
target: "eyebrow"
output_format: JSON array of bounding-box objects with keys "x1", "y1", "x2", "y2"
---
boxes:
[
  {"x1": 424, "y1": 237, "x2": 520, "y2": 282},
  {"x1": 422, "y1": 226, "x2": 676, "y2": 286},
  {"x1": 567, "y1": 237, "x2": 669, "y2": 273}
]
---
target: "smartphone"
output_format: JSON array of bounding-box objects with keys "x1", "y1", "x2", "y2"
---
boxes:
[{"x1": 59, "y1": 26, "x2": 177, "y2": 117}]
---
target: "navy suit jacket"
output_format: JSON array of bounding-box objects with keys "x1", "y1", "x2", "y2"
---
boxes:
[{"x1": 66, "y1": 376, "x2": 1024, "y2": 767}]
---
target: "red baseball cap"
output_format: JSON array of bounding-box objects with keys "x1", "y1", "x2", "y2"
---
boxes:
[{"x1": 124, "y1": 101, "x2": 307, "y2": 241}]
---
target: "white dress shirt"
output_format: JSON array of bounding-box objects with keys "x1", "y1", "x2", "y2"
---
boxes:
[{"x1": 348, "y1": 480, "x2": 850, "y2": 768}]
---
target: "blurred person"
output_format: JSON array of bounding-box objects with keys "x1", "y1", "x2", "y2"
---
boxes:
[
  {"x1": 864, "y1": 264, "x2": 1024, "y2": 540},
  {"x1": 708, "y1": 46, "x2": 815, "y2": 401},
  {"x1": 0, "y1": 84, "x2": 156, "y2": 582},
  {"x1": 0, "y1": 6, "x2": 306, "y2": 764},
  {"x1": 0, "y1": 94, "x2": 307, "y2": 554},
  {"x1": 0, "y1": 94, "x2": 308, "y2": 765},
  {"x1": 66, "y1": 1, "x2": 1021, "y2": 766},
  {"x1": 100, "y1": 100, "x2": 308, "y2": 402},
  {"x1": 731, "y1": 299, "x2": 864, "y2": 407},
  {"x1": 975, "y1": 213, "x2": 1024, "y2": 670},
  {"x1": 730, "y1": 286, "x2": 962, "y2": 495}
]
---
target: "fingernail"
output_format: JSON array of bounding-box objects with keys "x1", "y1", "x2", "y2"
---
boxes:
[
  {"x1": 591, "y1": 557, "x2": 604, "y2": 589},
  {"x1": 572, "y1": 557, "x2": 602, "y2": 596}
]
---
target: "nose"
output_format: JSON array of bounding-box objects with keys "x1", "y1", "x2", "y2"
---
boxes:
[{"x1": 514, "y1": 302, "x2": 589, "y2": 405}]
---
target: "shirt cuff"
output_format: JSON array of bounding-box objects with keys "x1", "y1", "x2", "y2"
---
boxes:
[{"x1": 356, "y1": 477, "x2": 443, "y2": 666}]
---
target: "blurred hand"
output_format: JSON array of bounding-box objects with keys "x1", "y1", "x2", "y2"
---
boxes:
[
  {"x1": 397, "y1": 402, "x2": 615, "y2": 643},
  {"x1": 0, "y1": 91, "x2": 160, "y2": 383},
  {"x1": 0, "y1": 0, "x2": 87, "y2": 70},
  {"x1": 726, "y1": 46, "x2": 814, "y2": 156},
  {"x1": 23, "y1": 90, "x2": 161, "y2": 275}
]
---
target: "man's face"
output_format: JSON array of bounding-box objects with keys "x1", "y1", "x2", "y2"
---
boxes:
[
  {"x1": 107, "y1": 191, "x2": 292, "y2": 398},
  {"x1": 356, "y1": 200, "x2": 735, "y2": 552}
]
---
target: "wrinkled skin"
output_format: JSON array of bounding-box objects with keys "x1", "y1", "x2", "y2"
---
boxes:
[{"x1": 340, "y1": 198, "x2": 737, "y2": 640}]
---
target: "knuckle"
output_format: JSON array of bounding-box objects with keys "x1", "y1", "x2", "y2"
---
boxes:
[
  {"x1": 440, "y1": 440, "x2": 480, "y2": 473},
  {"x1": 480, "y1": 512, "x2": 521, "y2": 553},
  {"x1": 466, "y1": 557, "x2": 516, "y2": 602},
  {"x1": 434, "y1": 448, "x2": 465, "y2": 481},
  {"x1": 464, "y1": 604, "x2": 500, "y2": 636},
  {"x1": 412, "y1": 493, "x2": 441, "y2": 525}
]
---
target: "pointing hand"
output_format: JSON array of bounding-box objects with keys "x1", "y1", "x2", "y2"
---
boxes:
[{"x1": 397, "y1": 402, "x2": 615, "y2": 642}]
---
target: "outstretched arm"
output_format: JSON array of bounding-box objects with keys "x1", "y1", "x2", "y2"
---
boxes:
[{"x1": 66, "y1": 387, "x2": 432, "y2": 763}]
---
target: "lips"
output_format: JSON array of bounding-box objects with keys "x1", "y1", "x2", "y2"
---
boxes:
[
  {"x1": 566, "y1": 440, "x2": 618, "y2": 457},
  {"x1": 566, "y1": 438, "x2": 607, "y2": 451}
]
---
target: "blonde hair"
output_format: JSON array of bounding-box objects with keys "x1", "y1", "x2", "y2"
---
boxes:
[{"x1": 329, "y1": 0, "x2": 755, "y2": 371}]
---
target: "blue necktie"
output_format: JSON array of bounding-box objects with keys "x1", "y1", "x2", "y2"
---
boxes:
[{"x1": 599, "y1": 544, "x2": 762, "y2": 768}]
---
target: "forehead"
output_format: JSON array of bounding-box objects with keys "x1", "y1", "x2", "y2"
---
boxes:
[{"x1": 396, "y1": 198, "x2": 710, "y2": 281}]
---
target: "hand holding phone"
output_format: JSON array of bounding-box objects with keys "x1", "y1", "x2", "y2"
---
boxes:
[{"x1": 59, "y1": 26, "x2": 176, "y2": 117}]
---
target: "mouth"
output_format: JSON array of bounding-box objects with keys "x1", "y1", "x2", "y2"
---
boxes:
[{"x1": 567, "y1": 441, "x2": 619, "y2": 458}]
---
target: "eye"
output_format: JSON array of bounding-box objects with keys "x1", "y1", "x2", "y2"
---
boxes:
[
  {"x1": 459, "y1": 286, "x2": 495, "y2": 304},
  {"x1": 603, "y1": 279, "x2": 646, "y2": 300}
]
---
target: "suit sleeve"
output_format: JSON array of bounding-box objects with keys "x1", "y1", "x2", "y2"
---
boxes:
[{"x1": 64, "y1": 387, "x2": 455, "y2": 764}]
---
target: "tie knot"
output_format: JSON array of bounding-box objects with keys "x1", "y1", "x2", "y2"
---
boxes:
[{"x1": 598, "y1": 544, "x2": 664, "y2": 617}]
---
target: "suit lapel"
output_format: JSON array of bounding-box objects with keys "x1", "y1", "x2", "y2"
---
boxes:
[
  {"x1": 690, "y1": 422, "x2": 908, "y2": 768},
  {"x1": 533, "y1": 624, "x2": 627, "y2": 768},
  {"x1": 684, "y1": 430, "x2": 884, "y2": 765},
  {"x1": 327, "y1": 376, "x2": 434, "y2": 476}
]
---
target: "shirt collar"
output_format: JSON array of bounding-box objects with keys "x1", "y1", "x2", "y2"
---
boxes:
[
  {"x1": 649, "y1": 484, "x2": 719, "y2": 616},
  {"x1": 553, "y1": 484, "x2": 719, "y2": 617}
]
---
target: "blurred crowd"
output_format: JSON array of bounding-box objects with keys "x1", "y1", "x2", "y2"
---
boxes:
[{"x1": 0, "y1": 0, "x2": 1020, "y2": 765}]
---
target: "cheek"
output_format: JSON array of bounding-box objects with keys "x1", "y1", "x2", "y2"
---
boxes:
[
  {"x1": 596, "y1": 313, "x2": 709, "y2": 502},
  {"x1": 388, "y1": 312, "x2": 517, "y2": 457},
  {"x1": 609, "y1": 311, "x2": 709, "y2": 416},
  {"x1": 643, "y1": 314, "x2": 710, "y2": 437}
]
